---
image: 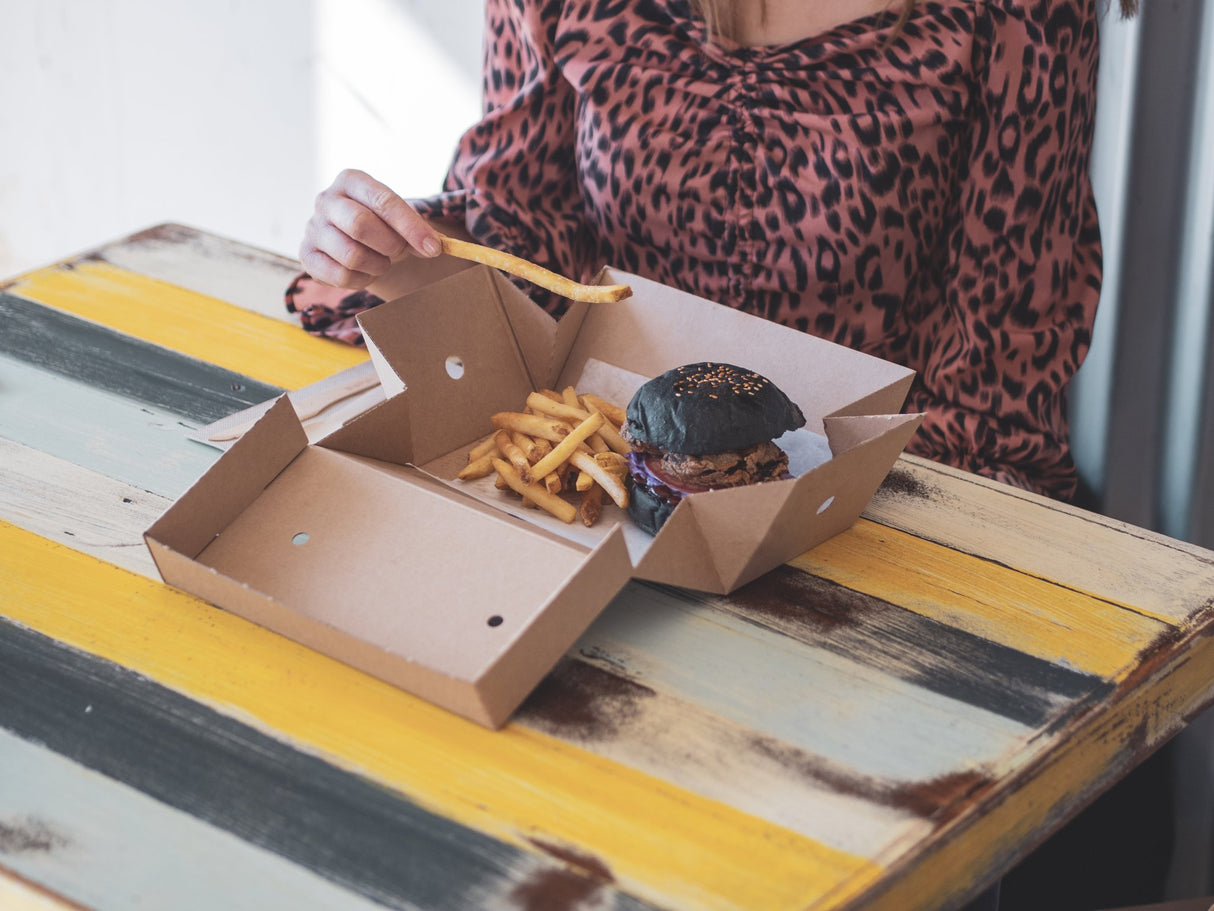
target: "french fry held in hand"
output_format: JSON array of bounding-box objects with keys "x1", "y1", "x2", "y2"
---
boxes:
[
  {"x1": 459, "y1": 386, "x2": 632, "y2": 524},
  {"x1": 436, "y1": 233, "x2": 632, "y2": 304}
]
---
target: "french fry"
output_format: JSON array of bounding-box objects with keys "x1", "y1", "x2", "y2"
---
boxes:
[
  {"x1": 437, "y1": 233, "x2": 632, "y2": 304},
  {"x1": 492, "y1": 458, "x2": 577, "y2": 523},
  {"x1": 526, "y1": 411, "x2": 604, "y2": 481},
  {"x1": 579, "y1": 484, "x2": 604, "y2": 527},
  {"x1": 570, "y1": 450, "x2": 630, "y2": 508},
  {"x1": 585, "y1": 407, "x2": 631, "y2": 454},
  {"x1": 494, "y1": 430, "x2": 531, "y2": 477},
  {"x1": 593, "y1": 451, "x2": 629, "y2": 474},
  {"x1": 457, "y1": 453, "x2": 495, "y2": 480},
  {"x1": 525, "y1": 391, "x2": 592, "y2": 424},
  {"x1": 461, "y1": 388, "x2": 630, "y2": 526},
  {"x1": 467, "y1": 434, "x2": 499, "y2": 461},
  {"x1": 490, "y1": 411, "x2": 572, "y2": 442},
  {"x1": 510, "y1": 431, "x2": 546, "y2": 463},
  {"x1": 580, "y1": 393, "x2": 627, "y2": 427}
]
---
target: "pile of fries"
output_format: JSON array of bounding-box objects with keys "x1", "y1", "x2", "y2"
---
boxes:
[{"x1": 456, "y1": 387, "x2": 632, "y2": 526}]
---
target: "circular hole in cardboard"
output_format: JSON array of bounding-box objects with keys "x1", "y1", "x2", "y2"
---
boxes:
[
  {"x1": 445, "y1": 356, "x2": 465, "y2": 380},
  {"x1": 292, "y1": 532, "x2": 310, "y2": 546},
  {"x1": 487, "y1": 615, "x2": 504, "y2": 628},
  {"x1": 816, "y1": 496, "x2": 835, "y2": 515}
]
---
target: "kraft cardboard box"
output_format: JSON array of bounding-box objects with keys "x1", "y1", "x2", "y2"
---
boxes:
[{"x1": 146, "y1": 265, "x2": 923, "y2": 728}]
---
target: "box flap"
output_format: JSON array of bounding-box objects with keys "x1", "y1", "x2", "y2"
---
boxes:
[
  {"x1": 168, "y1": 434, "x2": 632, "y2": 728},
  {"x1": 556, "y1": 269, "x2": 916, "y2": 433},
  {"x1": 146, "y1": 395, "x2": 305, "y2": 560},
  {"x1": 357, "y1": 267, "x2": 536, "y2": 464}
]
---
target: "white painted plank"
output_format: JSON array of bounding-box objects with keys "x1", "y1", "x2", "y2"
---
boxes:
[
  {"x1": 868, "y1": 456, "x2": 1214, "y2": 625},
  {"x1": 0, "y1": 437, "x2": 166, "y2": 578},
  {"x1": 95, "y1": 226, "x2": 302, "y2": 321},
  {"x1": 0, "y1": 729, "x2": 401, "y2": 911},
  {"x1": 0, "y1": 353, "x2": 218, "y2": 500},
  {"x1": 579, "y1": 583, "x2": 1035, "y2": 784}
]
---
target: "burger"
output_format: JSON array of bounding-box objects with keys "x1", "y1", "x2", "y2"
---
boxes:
[{"x1": 621, "y1": 362, "x2": 807, "y2": 535}]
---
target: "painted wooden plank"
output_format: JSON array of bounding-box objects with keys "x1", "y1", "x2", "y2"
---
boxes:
[
  {"x1": 0, "y1": 868, "x2": 81, "y2": 911},
  {"x1": 855, "y1": 627, "x2": 1214, "y2": 911},
  {"x1": 0, "y1": 353, "x2": 218, "y2": 499},
  {"x1": 0, "y1": 437, "x2": 167, "y2": 577},
  {"x1": 519, "y1": 657, "x2": 932, "y2": 857},
  {"x1": 575, "y1": 580, "x2": 1036, "y2": 784},
  {"x1": 0, "y1": 520, "x2": 881, "y2": 911},
  {"x1": 688, "y1": 565, "x2": 1109, "y2": 729},
  {"x1": 0, "y1": 623, "x2": 655, "y2": 911},
  {"x1": 1, "y1": 258, "x2": 365, "y2": 390},
  {"x1": 93, "y1": 223, "x2": 303, "y2": 322},
  {"x1": 793, "y1": 518, "x2": 1174, "y2": 681},
  {"x1": 0, "y1": 291, "x2": 282, "y2": 423},
  {"x1": 0, "y1": 733, "x2": 414, "y2": 911},
  {"x1": 866, "y1": 457, "x2": 1214, "y2": 626}
]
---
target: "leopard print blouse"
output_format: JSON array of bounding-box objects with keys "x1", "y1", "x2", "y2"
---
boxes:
[{"x1": 292, "y1": 0, "x2": 1103, "y2": 501}]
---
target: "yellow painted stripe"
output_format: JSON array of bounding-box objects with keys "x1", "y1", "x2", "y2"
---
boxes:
[
  {"x1": 792, "y1": 519, "x2": 1171, "y2": 681},
  {"x1": 0, "y1": 868, "x2": 82, "y2": 911},
  {"x1": 4, "y1": 261, "x2": 365, "y2": 389},
  {"x1": 1, "y1": 519, "x2": 880, "y2": 911}
]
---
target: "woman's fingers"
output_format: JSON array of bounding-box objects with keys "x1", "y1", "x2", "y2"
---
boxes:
[
  {"x1": 300, "y1": 169, "x2": 443, "y2": 288},
  {"x1": 339, "y1": 170, "x2": 443, "y2": 258}
]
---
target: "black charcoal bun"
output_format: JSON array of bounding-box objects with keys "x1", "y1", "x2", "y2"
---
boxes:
[
  {"x1": 624, "y1": 362, "x2": 806, "y2": 454},
  {"x1": 627, "y1": 483, "x2": 675, "y2": 536}
]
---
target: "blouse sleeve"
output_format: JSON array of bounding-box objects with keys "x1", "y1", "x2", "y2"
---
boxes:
[
  {"x1": 413, "y1": 0, "x2": 593, "y2": 316},
  {"x1": 908, "y1": 0, "x2": 1103, "y2": 500}
]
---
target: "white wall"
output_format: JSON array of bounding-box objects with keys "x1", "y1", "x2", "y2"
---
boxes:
[{"x1": 0, "y1": 0, "x2": 483, "y2": 277}]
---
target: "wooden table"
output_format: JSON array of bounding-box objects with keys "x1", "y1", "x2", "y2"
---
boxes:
[{"x1": 3, "y1": 224, "x2": 1212, "y2": 911}]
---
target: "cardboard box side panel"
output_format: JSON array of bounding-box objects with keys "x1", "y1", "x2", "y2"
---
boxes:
[
  {"x1": 475, "y1": 526, "x2": 634, "y2": 726},
  {"x1": 315, "y1": 390, "x2": 415, "y2": 466},
  {"x1": 365, "y1": 333, "x2": 405, "y2": 399},
  {"x1": 145, "y1": 396, "x2": 305, "y2": 558},
  {"x1": 489, "y1": 269, "x2": 586, "y2": 392},
  {"x1": 633, "y1": 500, "x2": 726, "y2": 592},
  {"x1": 366, "y1": 249, "x2": 474, "y2": 304},
  {"x1": 563, "y1": 269, "x2": 915, "y2": 433},
  {"x1": 823, "y1": 412, "x2": 925, "y2": 456},
  {"x1": 151, "y1": 539, "x2": 494, "y2": 726},
  {"x1": 682, "y1": 480, "x2": 799, "y2": 591},
  {"x1": 361, "y1": 268, "x2": 536, "y2": 465},
  {"x1": 734, "y1": 417, "x2": 924, "y2": 587},
  {"x1": 825, "y1": 374, "x2": 917, "y2": 423},
  {"x1": 741, "y1": 455, "x2": 878, "y2": 585}
]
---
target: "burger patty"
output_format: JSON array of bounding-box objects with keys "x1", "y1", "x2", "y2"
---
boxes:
[{"x1": 628, "y1": 440, "x2": 791, "y2": 498}]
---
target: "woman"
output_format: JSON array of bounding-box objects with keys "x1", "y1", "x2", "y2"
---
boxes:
[
  {"x1": 297, "y1": 3, "x2": 1165, "y2": 909},
  {"x1": 295, "y1": 0, "x2": 1135, "y2": 504}
]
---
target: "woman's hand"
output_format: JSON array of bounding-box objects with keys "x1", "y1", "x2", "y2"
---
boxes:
[{"x1": 299, "y1": 169, "x2": 443, "y2": 288}]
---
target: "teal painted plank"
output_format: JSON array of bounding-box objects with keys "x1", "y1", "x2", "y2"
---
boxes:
[{"x1": 0, "y1": 352, "x2": 219, "y2": 498}]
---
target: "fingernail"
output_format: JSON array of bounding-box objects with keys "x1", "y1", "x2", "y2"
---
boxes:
[{"x1": 421, "y1": 236, "x2": 441, "y2": 257}]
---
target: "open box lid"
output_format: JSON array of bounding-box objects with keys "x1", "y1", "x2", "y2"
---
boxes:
[
  {"x1": 145, "y1": 394, "x2": 633, "y2": 729},
  {"x1": 356, "y1": 265, "x2": 924, "y2": 593}
]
